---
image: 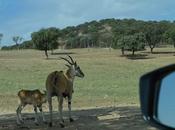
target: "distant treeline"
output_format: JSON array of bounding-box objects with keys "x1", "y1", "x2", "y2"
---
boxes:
[
  {"x1": 2, "y1": 40, "x2": 34, "y2": 50},
  {"x1": 2, "y1": 18, "x2": 175, "y2": 55}
]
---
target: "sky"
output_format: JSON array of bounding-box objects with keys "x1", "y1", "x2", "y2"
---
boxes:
[{"x1": 1, "y1": 0, "x2": 175, "y2": 46}]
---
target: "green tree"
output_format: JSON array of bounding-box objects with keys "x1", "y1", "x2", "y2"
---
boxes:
[
  {"x1": 117, "y1": 33, "x2": 146, "y2": 55},
  {"x1": 31, "y1": 27, "x2": 60, "y2": 58},
  {"x1": 2, "y1": 18, "x2": 175, "y2": 51},
  {"x1": 163, "y1": 27, "x2": 175, "y2": 47},
  {"x1": 115, "y1": 35, "x2": 126, "y2": 55},
  {"x1": 20, "y1": 40, "x2": 34, "y2": 49},
  {"x1": 145, "y1": 24, "x2": 162, "y2": 53},
  {"x1": 128, "y1": 33, "x2": 146, "y2": 55}
]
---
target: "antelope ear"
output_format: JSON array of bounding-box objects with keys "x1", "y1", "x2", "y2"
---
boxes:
[{"x1": 65, "y1": 64, "x2": 70, "y2": 68}]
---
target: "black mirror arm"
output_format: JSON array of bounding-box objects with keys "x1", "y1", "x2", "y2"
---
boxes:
[{"x1": 140, "y1": 64, "x2": 175, "y2": 130}]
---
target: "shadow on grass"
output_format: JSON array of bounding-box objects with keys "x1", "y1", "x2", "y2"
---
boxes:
[
  {"x1": 123, "y1": 54, "x2": 154, "y2": 60},
  {"x1": 45, "y1": 57, "x2": 60, "y2": 60},
  {"x1": 0, "y1": 106, "x2": 157, "y2": 130},
  {"x1": 141, "y1": 51, "x2": 175, "y2": 55},
  {"x1": 51, "y1": 52, "x2": 76, "y2": 55},
  {"x1": 44, "y1": 53, "x2": 77, "y2": 60}
]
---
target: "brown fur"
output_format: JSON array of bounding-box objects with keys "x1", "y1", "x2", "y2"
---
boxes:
[
  {"x1": 46, "y1": 71, "x2": 73, "y2": 98},
  {"x1": 16, "y1": 89, "x2": 47, "y2": 125},
  {"x1": 18, "y1": 89, "x2": 46, "y2": 106},
  {"x1": 46, "y1": 56, "x2": 84, "y2": 127}
]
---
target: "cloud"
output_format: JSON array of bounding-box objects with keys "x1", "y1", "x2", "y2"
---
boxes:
[{"x1": 1, "y1": 0, "x2": 175, "y2": 45}]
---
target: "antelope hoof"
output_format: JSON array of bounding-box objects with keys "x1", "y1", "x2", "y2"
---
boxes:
[
  {"x1": 17, "y1": 120, "x2": 24, "y2": 125},
  {"x1": 17, "y1": 122, "x2": 22, "y2": 126},
  {"x1": 69, "y1": 118, "x2": 74, "y2": 122},
  {"x1": 20, "y1": 119, "x2": 24, "y2": 123},
  {"x1": 35, "y1": 122, "x2": 39, "y2": 126},
  {"x1": 49, "y1": 122, "x2": 52, "y2": 127},
  {"x1": 60, "y1": 122, "x2": 65, "y2": 128},
  {"x1": 44, "y1": 121, "x2": 48, "y2": 124}
]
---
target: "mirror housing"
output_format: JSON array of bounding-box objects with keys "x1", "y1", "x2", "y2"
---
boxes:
[{"x1": 139, "y1": 64, "x2": 175, "y2": 130}]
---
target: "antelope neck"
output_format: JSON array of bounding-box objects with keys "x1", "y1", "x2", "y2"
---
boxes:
[{"x1": 65, "y1": 69, "x2": 75, "y2": 81}]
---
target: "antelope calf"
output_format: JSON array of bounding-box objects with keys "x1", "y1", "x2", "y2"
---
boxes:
[
  {"x1": 16, "y1": 89, "x2": 47, "y2": 125},
  {"x1": 46, "y1": 55, "x2": 84, "y2": 128}
]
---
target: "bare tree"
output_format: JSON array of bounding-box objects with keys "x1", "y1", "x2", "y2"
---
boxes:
[{"x1": 12, "y1": 36, "x2": 23, "y2": 49}]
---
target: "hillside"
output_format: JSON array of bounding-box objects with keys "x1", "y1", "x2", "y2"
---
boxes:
[{"x1": 2, "y1": 18, "x2": 174, "y2": 50}]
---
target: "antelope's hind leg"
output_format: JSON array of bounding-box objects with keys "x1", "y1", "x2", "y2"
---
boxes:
[
  {"x1": 58, "y1": 96, "x2": 65, "y2": 128},
  {"x1": 38, "y1": 106, "x2": 47, "y2": 124},
  {"x1": 48, "y1": 96, "x2": 53, "y2": 127}
]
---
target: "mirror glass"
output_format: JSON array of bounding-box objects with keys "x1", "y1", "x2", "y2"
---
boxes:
[{"x1": 158, "y1": 71, "x2": 175, "y2": 128}]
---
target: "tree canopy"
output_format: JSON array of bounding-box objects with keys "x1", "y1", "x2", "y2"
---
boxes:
[
  {"x1": 2, "y1": 18, "x2": 175, "y2": 55},
  {"x1": 31, "y1": 27, "x2": 60, "y2": 58}
]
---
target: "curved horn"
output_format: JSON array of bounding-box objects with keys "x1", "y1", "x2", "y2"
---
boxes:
[
  {"x1": 67, "y1": 55, "x2": 75, "y2": 64},
  {"x1": 60, "y1": 57, "x2": 73, "y2": 65}
]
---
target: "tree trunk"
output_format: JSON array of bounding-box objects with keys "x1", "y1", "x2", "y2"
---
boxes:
[
  {"x1": 149, "y1": 44, "x2": 155, "y2": 54},
  {"x1": 150, "y1": 47, "x2": 154, "y2": 53},
  {"x1": 44, "y1": 42, "x2": 49, "y2": 59},
  {"x1": 87, "y1": 43, "x2": 90, "y2": 52},
  {"x1": 45, "y1": 49, "x2": 48, "y2": 59},
  {"x1": 109, "y1": 44, "x2": 112, "y2": 52},
  {"x1": 132, "y1": 49, "x2": 135, "y2": 55},
  {"x1": 71, "y1": 42, "x2": 73, "y2": 49},
  {"x1": 98, "y1": 42, "x2": 101, "y2": 48},
  {"x1": 16, "y1": 43, "x2": 19, "y2": 50},
  {"x1": 121, "y1": 47, "x2": 125, "y2": 55}
]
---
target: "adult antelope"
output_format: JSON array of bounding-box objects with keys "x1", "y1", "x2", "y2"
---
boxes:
[{"x1": 46, "y1": 55, "x2": 84, "y2": 127}]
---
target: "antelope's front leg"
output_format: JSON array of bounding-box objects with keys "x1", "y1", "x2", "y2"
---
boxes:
[
  {"x1": 16, "y1": 104, "x2": 25, "y2": 125},
  {"x1": 33, "y1": 106, "x2": 39, "y2": 125},
  {"x1": 58, "y1": 96, "x2": 64, "y2": 128},
  {"x1": 68, "y1": 95, "x2": 74, "y2": 122}
]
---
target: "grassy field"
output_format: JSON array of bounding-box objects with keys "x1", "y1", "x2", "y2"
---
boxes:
[{"x1": 0, "y1": 47, "x2": 175, "y2": 113}]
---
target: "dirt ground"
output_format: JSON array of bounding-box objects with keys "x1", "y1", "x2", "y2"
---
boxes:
[{"x1": 0, "y1": 106, "x2": 158, "y2": 130}]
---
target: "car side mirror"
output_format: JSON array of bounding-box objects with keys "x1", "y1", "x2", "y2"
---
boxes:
[{"x1": 139, "y1": 64, "x2": 175, "y2": 130}]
